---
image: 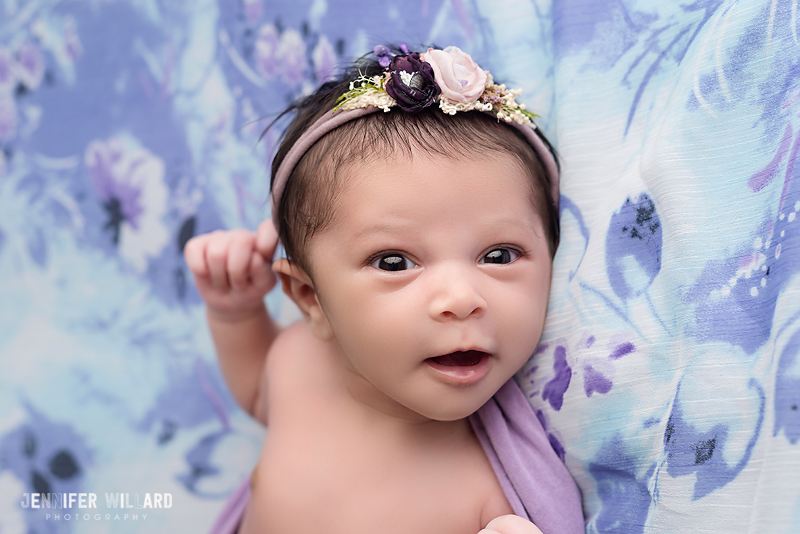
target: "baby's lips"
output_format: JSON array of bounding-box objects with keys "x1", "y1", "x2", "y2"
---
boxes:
[{"x1": 424, "y1": 350, "x2": 492, "y2": 385}]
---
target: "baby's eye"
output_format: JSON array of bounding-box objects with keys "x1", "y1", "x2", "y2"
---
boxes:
[
  {"x1": 480, "y1": 248, "x2": 520, "y2": 264},
  {"x1": 371, "y1": 254, "x2": 417, "y2": 272}
]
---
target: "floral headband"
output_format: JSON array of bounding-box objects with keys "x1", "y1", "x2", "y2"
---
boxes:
[{"x1": 271, "y1": 45, "x2": 559, "y2": 229}]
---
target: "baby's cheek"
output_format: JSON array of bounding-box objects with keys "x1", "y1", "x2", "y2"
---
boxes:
[{"x1": 507, "y1": 303, "x2": 547, "y2": 351}]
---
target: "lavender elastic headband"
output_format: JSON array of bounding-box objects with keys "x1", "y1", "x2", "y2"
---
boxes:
[{"x1": 270, "y1": 106, "x2": 559, "y2": 230}]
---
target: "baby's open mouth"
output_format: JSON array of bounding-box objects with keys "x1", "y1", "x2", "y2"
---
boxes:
[
  {"x1": 425, "y1": 350, "x2": 492, "y2": 384},
  {"x1": 428, "y1": 350, "x2": 487, "y2": 367}
]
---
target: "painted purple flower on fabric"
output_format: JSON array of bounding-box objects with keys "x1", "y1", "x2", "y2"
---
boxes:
[
  {"x1": 277, "y1": 28, "x2": 308, "y2": 86},
  {"x1": 0, "y1": 46, "x2": 16, "y2": 94},
  {"x1": 0, "y1": 95, "x2": 17, "y2": 142},
  {"x1": 0, "y1": 407, "x2": 92, "y2": 534},
  {"x1": 664, "y1": 381, "x2": 764, "y2": 499},
  {"x1": 16, "y1": 41, "x2": 45, "y2": 91},
  {"x1": 84, "y1": 136, "x2": 169, "y2": 272},
  {"x1": 312, "y1": 35, "x2": 336, "y2": 82},
  {"x1": 584, "y1": 365, "x2": 613, "y2": 397},
  {"x1": 775, "y1": 328, "x2": 800, "y2": 444},
  {"x1": 606, "y1": 193, "x2": 662, "y2": 300},
  {"x1": 385, "y1": 53, "x2": 440, "y2": 113},
  {"x1": 609, "y1": 341, "x2": 635, "y2": 360},
  {"x1": 589, "y1": 435, "x2": 654, "y2": 533},
  {"x1": 542, "y1": 346, "x2": 572, "y2": 411}
]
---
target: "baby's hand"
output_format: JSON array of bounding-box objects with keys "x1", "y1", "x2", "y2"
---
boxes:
[
  {"x1": 184, "y1": 220, "x2": 279, "y2": 322},
  {"x1": 479, "y1": 515, "x2": 543, "y2": 534}
]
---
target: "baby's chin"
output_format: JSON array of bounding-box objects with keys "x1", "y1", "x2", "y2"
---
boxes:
[{"x1": 402, "y1": 392, "x2": 496, "y2": 423}]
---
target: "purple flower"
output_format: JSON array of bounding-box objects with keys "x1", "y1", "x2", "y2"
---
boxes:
[
  {"x1": 0, "y1": 46, "x2": 16, "y2": 94},
  {"x1": 0, "y1": 95, "x2": 17, "y2": 142},
  {"x1": 373, "y1": 46, "x2": 391, "y2": 68},
  {"x1": 384, "y1": 53, "x2": 440, "y2": 113},
  {"x1": 277, "y1": 28, "x2": 308, "y2": 86},
  {"x1": 254, "y1": 24, "x2": 280, "y2": 78},
  {"x1": 86, "y1": 138, "x2": 144, "y2": 229},
  {"x1": 16, "y1": 41, "x2": 45, "y2": 91},
  {"x1": 84, "y1": 137, "x2": 169, "y2": 272},
  {"x1": 373, "y1": 45, "x2": 391, "y2": 57},
  {"x1": 312, "y1": 35, "x2": 336, "y2": 82}
]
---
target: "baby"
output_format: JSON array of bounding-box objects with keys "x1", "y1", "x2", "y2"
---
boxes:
[{"x1": 186, "y1": 45, "x2": 581, "y2": 534}]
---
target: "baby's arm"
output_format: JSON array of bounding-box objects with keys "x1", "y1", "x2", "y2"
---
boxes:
[
  {"x1": 184, "y1": 220, "x2": 280, "y2": 419},
  {"x1": 479, "y1": 515, "x2": 543, "y2": 534}
]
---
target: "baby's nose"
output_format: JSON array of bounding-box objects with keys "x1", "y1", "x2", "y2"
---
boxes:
[{"x1": 428, "y1": 264, "x2": 487, "y2": 321}]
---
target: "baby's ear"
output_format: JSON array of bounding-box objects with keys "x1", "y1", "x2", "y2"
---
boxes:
[{"x1": 272, "y1": 259, "x2": 334, "y2": 341}]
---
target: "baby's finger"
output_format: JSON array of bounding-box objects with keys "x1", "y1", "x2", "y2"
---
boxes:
[
  {"x1": 255, "y1": 219, "x2": 279, "y2": 259},
  {"x1": 184, "y1": 235, "x2": 210, "y2": 277},
  {"x1": 227, "y1": 232, "x2": 256, "y2": 288},
  {"x1": 192, "y1": 271, "x2": 215, "y2": 296},
  {"x1": 482, "y1": 515, "x2": 542, "y2": 534},
  {"x1": 205, "y1": 232, "x2": 232, "y2": 290},
  {"x1": 249, "y1": 248, "x2": 276, "y2": 292}
]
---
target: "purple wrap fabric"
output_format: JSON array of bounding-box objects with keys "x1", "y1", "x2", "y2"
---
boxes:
[
  {"x1": 208, "y1": 477, "x2": 250, "y2": 534},
  {"x1": 469, "y1": 379, "x2": 584, "y2": 534}
]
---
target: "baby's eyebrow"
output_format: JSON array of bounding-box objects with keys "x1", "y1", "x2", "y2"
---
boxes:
[{"x1": 352, "y1": 222, "x2": 415, "y2": 240}]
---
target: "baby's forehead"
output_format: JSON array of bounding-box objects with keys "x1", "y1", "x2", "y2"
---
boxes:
[
  {"x1": 335, "y1": 147, "x2": 541, "y2": 201},
  {"x1": 330, "y1": 154, "x2": 544, "y2": 226}
]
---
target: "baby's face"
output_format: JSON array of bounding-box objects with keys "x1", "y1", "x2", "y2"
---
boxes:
[{"x1": 305, "y1": 151, "x2": 552, "y2": 421}]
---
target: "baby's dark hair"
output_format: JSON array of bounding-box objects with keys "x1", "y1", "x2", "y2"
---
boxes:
[{"x1": 270, "y1": 48, "x2": 560, "y2": 276}]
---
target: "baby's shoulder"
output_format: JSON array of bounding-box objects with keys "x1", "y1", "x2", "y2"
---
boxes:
[
  {"x1": 256, "y1": 320, "x2": 336, "y2": 424},
  {"x1": 267, "y1": 320, "x2": 331, "y2": 375},
  {"x1": 269, "y1": 320, "x2": 321, "y2": 357}
]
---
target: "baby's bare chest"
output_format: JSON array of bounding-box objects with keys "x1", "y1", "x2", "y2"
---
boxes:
[{"x1": 239, "y1": 408, "x2": 507, "y2": 534}]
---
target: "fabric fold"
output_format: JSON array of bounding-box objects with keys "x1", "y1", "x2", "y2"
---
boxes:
[{"x1": 469, "y1": 378, "x2": 584, "y2": 534}]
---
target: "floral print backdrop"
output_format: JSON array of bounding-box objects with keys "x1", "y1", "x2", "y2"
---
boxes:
[{"x1": 0, "y1": 0, "x2": 797, "y2": 533}]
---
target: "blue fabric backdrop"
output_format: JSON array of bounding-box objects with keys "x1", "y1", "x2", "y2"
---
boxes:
[{"x1": 1, "y1": 1, "x2": 798, "y2": 533}]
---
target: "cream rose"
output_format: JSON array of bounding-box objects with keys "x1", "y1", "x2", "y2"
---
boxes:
[{"x1": 422, "y1": 46, "x2": 488, "y2": 104}]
